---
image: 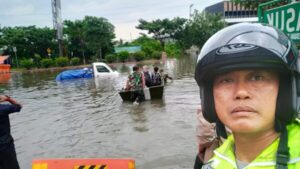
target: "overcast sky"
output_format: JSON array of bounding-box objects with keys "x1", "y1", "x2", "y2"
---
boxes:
[{"x1": 0, "y1": 0, "x2": 223, "y2": 41}]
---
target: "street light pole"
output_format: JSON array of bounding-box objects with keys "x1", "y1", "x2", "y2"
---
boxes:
[
  {"x1": 189, "y1": 4, "x2": 194, "y2": 20},
  {"x1": 12, "y1": 47, "x2": 19, "y2": 68}
]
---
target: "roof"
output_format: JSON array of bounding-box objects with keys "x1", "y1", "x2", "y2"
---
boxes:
[
  {"x1": 0, "y1": 56, "x2": 9, "y2": 64},
  {"x1": 224, "y1": 17, "x2": 258, "y2": 24},
  {"x1": 114, "y1": 46, "x2": 141, "y2": 53}
]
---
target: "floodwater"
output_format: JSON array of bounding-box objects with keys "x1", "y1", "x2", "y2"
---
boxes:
[{"x1": 1, "y1": 55, "x2": 201, "y2": 169}]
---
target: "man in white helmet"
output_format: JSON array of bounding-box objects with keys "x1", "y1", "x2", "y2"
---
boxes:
[{"x1": 194, "y1": 23, "x2": 300, "y2": 169}]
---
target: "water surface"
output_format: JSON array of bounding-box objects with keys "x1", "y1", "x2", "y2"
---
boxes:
[{"x1": 1, "y1": 56, "x2": 200, "y2": 169}]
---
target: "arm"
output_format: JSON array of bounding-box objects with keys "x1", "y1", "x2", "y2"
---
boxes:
[
  {"x1": 0, "y1": 95, "x2": 22, "y2": 115},
  {"x1": 141, "y1": 73, "x2": 145, "y2": 88},
  {"x1": 196, "y1": 108, "x2": 217, "y2": 162},
  {"x1": 167, "y1": 74, "x2": 173, "y2": 80},
  {"x1": 125, "y1": 79, "x2": 130, "y2": 90}
]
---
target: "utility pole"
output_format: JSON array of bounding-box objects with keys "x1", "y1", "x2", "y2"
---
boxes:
[
  {"x1": 12, "y1": 47, "x2": 19, "y2": 68},
  {"x1": 189, "y1": 4, "x2": 194, "y2": 20},
  {"x1": 51, "y1": 0, "x2": 63, "y2": 56},
  {"x1": 99, "y1": 47, "x2": 102, "y2": 61}
]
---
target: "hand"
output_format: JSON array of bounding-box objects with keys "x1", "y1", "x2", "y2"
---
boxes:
[
  {"x1": 0, "y1": 95, "x2": 8, "y2": 102},
  {"x1": 0, "y1": 96, "x2": 22, "y2": 108}
]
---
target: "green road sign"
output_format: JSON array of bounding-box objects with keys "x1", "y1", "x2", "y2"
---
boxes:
[{"x1": 263, "y1": 2, "x2": 300, "y2": 43}]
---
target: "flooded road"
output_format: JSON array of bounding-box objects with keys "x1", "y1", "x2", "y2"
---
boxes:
[{"x1": 1, "y1": 55, "x2": 200, "y2": 169}]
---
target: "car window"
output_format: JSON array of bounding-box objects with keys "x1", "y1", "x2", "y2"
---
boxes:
[{"x1": 96, "y1": 66, "x2": 110, "y2": 73}]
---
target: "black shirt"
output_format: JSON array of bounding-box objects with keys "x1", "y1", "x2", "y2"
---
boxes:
[
  {"x1": 0, "y1": 104, "x2": 21, "y2": 147},
  {"x1": 143, "y1": 71, "x2": 152, "y2": 87}
]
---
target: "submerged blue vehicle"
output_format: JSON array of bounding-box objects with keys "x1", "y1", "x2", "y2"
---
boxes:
[
  {"x1": 55, "y1": 68, "x2": 93, "y2": 81},
  {"x1": 55, "y1": 62, "x2": 119, "y2": 81}
]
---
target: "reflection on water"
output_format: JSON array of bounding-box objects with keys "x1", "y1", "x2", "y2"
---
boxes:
[
  {"x1": 0, "y1": 73, "x2": 11, "y2": 84},
  {"x1": 1, "y1": 56, "x2": 199, "y2": 169}
]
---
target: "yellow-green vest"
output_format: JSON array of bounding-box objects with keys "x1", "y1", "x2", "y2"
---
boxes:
[{"x1": 204, "y1": 122, "x2": 300, "y2": 169}]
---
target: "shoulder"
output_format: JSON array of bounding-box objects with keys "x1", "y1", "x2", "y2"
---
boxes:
[
  {"x1": 206, "y1": 135, "x2": 236, "y2": 168},
  {"x1": 287, "y1": 121, "x2": 300, "y2": 159},
  {"x1": 154, "y1": 72, "x2": 160, "y2": 76},
  {"x1": 138, "y1": 72, "x2": 143, "y2": 77},
  {"x1": 287, "y1": 121, "x2": 300, "y2": 141},
  {"x1": 214, "y1": 134, "x2": 234, "y2": 154}
]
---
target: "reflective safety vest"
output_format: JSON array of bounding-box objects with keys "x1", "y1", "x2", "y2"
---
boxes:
[{"x1": 203, "y1": 122, "x2": 300, "y2": 169}]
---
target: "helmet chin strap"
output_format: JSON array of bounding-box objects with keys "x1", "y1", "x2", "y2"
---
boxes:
[
  {"x1": 276, "y1": 125, "x2": 289, "y2": 169},
  {"x1": 216, "y1": 119, "x2": 227, "y2": 139}
]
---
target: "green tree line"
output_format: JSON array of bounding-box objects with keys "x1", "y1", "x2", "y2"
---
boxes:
[{"x1": 0, "y1": 12, "x2": 226, "y2": 69}]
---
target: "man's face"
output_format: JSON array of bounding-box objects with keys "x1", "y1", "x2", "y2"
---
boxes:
[{"x1": 213, "y1": 70, "x2": 279, "y2": 135}]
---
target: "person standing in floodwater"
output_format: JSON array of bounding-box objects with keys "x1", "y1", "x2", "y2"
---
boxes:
[
  {"x1": 0, "y1": 95, "x2": 22, "y2": 169},
  {"x1": 126, "y1": 65, "x2": 145, "y2": 105},
  {"x1": 152, "y1": 66, "x2": 162, "y2": 86},
  {"x1": 142, "y1": 65, "x2": 152, "y2": 87},
  {"x1": 159, "y1": 69, "x2": 173, "y2": 85}
]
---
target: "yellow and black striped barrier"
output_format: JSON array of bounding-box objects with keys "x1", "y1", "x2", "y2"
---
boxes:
[
  {"x1": 32, "y1": 158, "x2": 135, "y2": 169},
  {"x1": 74, "y1": 165, "x2": 107, "y2": 169}
]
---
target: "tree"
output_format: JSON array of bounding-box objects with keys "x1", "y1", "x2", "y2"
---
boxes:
[
  {"x1": 26, "y1": 26, "x2": 56, "y2": 57},
  {"x1": 136, "y1": 17, "x2": 187, "y2": 49},
  {"x1": 83, "y1": 16, "x2": 115, "y2": 61},
  {"x1": 0, "y1": 26, "x2": 55, "y2": 63},
  {"x1": 64, "y1": 20, "x2": 87, "y2": 64},
  {"x1": 177, "y1": 12, "x2": 226, "y2": 49},
  {"x1": 131, "y1": 35, "x2": 162, "y2": 57},
  {"x1": 64, "y1": 16, "x2": 115, "y2": 63}
]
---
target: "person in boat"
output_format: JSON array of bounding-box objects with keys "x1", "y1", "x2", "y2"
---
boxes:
[
  {"x1": 194, "y1": 23, "x2": 300, "y2": 169},
  {"x1": 159, "y1": 69, "x2": 173, "y2": 84},
  {"x1": 142, "y1": 65, "x2": 152, "y2": 87},
  {"x1": 151, "y1": 66, "x2": 162, "y2": 86},
  {"x1": 125, "y1": 65, "x2": 145, "y2": 104},
  {"x1": 0, "y1": 95, "x2": 22, "y2": 169}
]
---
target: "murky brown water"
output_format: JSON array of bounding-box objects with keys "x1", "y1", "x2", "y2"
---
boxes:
[{"x1": 0, "y1": 55, "x2": 200, "y2": 169}]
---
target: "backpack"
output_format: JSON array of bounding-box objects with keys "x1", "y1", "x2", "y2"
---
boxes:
[{"x1": 152, "y1": 72, "x2": 161, "y2": 86}]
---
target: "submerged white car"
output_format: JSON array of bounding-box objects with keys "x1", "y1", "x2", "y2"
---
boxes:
[{"x1": 92, "y1": 62, "x2": 119, "y2": 78}]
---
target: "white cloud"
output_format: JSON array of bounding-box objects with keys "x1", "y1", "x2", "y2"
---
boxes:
[{"x1": 114, "y1": 22, "x2": 141, "y2": 41}]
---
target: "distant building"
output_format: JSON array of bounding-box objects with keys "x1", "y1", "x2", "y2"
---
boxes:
[{"x1": 204, "y1": 0, "x2": 258, "y2": 24}]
